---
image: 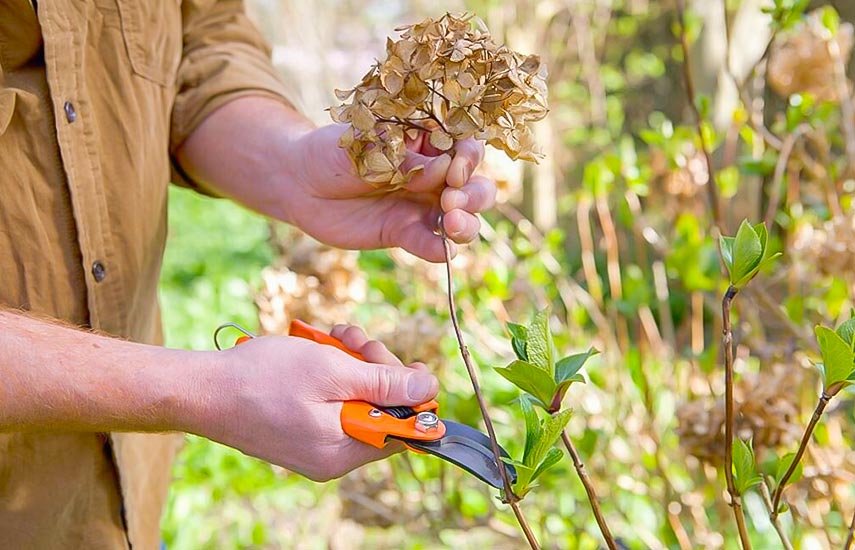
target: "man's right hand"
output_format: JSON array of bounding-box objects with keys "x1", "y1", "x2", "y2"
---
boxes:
[
  {"x1": 0, "y1": 311, "x2": 437, "y2": 482},
  {"x1": 188, "y1": 324, "x2": 439, "y2": 481}
]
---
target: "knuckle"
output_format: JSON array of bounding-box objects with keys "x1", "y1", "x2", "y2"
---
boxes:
[{"x1": 371, "y1": 367, "x2": 397, "y2": 403}]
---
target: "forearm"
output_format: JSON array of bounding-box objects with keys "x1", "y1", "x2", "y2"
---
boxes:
[
  {"x1": 174, "y1": 95, "x2": 315, "y2": 223},
  {"x1": 0, "y1": 310, "x2": 216, "y2": 433}
]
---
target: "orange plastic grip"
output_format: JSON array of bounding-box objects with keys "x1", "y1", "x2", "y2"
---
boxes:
[
  {"x1": 287, "y1": 319, "x2": 443, "y2": 448},
  {"x1": 288, "y1": 319, "x2": 366, "y2": 361}
]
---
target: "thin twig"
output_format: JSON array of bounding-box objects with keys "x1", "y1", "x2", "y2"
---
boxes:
[
  {"x1": 569, "y1": 0, "x2": 606, "y2": 124},
  {"x1": 722, "y1": 285, "x2": 753, "y2": 549},
  {"x1": 438, "y1": 217, "x2": 539, "y2": 549},
  {"x1": 770, "y1": 392, "x2": 832, "y2": 521},
  {"x1": 845, "y1": 503, "x2": 855, "y2": 550},
  {"x1": 510, "y1": 502, "x2": 540, "y2": 550},
  {"x1": 560, "y1": 431, "x2": 618, "y2": 550},
  {"x1": 577, "y1": 196, "x2": 604, "y2": 307},
  {"x1": 760, "y1": 480, "x2": 794, "y2": 550},
  {"x1": 493, "y1": 204, "x2": 618, "y2": 352},
  {"x1": 764, "y1": 124, "x2": 810, "y2": 229},
  {"x1": 827, "y1": 34, "x2": 855, "y2": 177},
  {"x1": 675, "y1": 0, "x2": 723, "y2": 232},
  {"x1": 595, "y1": 195, "x2": 629, "y2": 353}
]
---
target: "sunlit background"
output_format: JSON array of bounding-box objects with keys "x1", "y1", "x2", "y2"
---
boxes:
[{"x1": 159, "y1": 1, "x2": 855, "y2": 548}]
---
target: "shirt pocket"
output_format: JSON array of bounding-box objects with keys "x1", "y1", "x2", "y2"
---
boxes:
[{"x1": 114, "y1": 0, "x2": 182, "y2": 87}]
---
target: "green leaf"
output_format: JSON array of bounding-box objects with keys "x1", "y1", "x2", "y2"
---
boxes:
[
  {"x1": 774, "y1": 452, "x2": 803, "y2": 489},
  {"x1": 511, "y1": 337, "x2": 528, "y2": 361},
  {"x1": 731, "y1": 220, "x2": 763, "y2": 287},
  {"x1": 526, "y1": 409, "x2": 572, "y2": 469},
  {"x1": 836, "y1": 318, "x2": 855, "y2": 349},
  {"x1": 506, "y1": 460, "x2": 536, "y2": 497},
  {"x1": 530, "y1": 447, "x2": 563, "y2": 483},
  {"x1": 506, "y1": 322, "x2": 528, "y2": 342},
  {"x1": 520, "y1": 396, "x2": 541, "y2": 463},
  {"x1": 555, "y1": 348, "x2": 598, "y2": 383},
  {"x1": 819, "y1": 5, "x2": 840, "y2": 35},
  {"x1": 526, "y1": 309, "x2": 555, "y2": 375},
  {"x1": 816, "y1": 325, "x2": 855, "y2": 389},
  {"x1": 495, "y1": 360, "x2": 557, "y2": 410},
  {"x1": 733, "y1": 439, "x2": 762, "y2": 494},
  {"x1": 719, "y1": 236, "x2": 735, "y2": 274}
]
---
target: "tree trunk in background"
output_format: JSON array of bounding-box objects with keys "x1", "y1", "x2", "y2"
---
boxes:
[{"x1": 691, "y1": 0, "x2": 772, "y2": 226}]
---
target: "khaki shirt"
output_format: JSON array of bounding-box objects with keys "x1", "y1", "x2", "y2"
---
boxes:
[{"x1": 0, "y1": 1, "x2": 291, "y2": 548}]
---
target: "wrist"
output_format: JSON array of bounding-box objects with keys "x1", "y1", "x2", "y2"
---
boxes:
[{"x1": 169, "y1": 348, "x2": 238, "y2": 440}]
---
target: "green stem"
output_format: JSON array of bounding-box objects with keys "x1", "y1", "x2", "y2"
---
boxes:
[
  {"x1": 560, "y1": 431, "x2": 617, "y2": 550},
  {"x1": 722, "y1": 285, "x2": 752, "y2": 550},
  {"x1": 770, "y1": 392, "x2": 831, "y2": 521},
  {"x1": 438, "y1": 216, "x2": 539, "y2": 549}
]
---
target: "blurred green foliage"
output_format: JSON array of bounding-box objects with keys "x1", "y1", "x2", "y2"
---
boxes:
[{"x1": 157, "y1": 0, "x2": 855, "y2": 548}]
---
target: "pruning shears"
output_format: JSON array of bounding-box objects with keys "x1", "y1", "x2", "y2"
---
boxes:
[{"x1": 214, "y1": 319, "x2": 517, "y2": 489}]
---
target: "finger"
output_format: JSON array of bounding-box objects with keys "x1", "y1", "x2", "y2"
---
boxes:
[
  {"x1": 400, "y1": 152, "x2": 452, "y2": 193},
  {"x1": 447, "y1": 138, "x2": 485, "y2": 188},
  {"x1": 336, "y1": 362, "x2": 439, "y2": 406},
  {"x1": 408, "y1": 361, "x2": 430, "y2": 373},
  {"x1": 440, "y1": 175, "x2": 497, "y2": 214},
  {"x1": 341, "y1": 438, "x2": 404, "y2": 470},
  {"x1": 397, "y1": 223, "x2": 458, "y2": 262},
  {"x1": 377, "y1": 202, "x2": 458, "y2": 262},
  {"x1": 359, "y1": 340, "x2": 404, "y2": 366},
  {"x1": 331, "y1": 325, "x2": 369, "y2": 352},
  {"x1": 442, "y1": 209, "x2": 481, "y2": 243}
]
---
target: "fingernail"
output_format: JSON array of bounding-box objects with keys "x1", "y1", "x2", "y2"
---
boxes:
[{"x1": 407, "y1": 373, "x2": 437, "y2": 401}]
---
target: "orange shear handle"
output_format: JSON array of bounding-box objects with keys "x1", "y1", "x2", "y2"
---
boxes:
[{"x1": 286, "y1": 320, "x2": 442, "y2": 449}]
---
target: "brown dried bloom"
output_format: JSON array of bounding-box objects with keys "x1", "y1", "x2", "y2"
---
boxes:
[
  {"x1": 768, "y1": 10, "x2": 854, "y2": 101},
  {"x1": 329, "y1": 12, "x2": 549, "y2": 189},
  {"x1": 676, "y1": 366, "x2": 803, "y2": 465}
]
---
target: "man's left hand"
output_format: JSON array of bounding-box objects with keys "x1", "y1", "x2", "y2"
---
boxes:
[{"x1": 282, "y1": 124, "x2": 497, "y2": 262}]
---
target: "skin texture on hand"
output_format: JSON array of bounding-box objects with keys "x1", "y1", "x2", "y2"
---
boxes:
[
  {"x1": 200, "y1": 325, "x2": 437, "y2": 481},
  {"x1": 0, "y1": 310, "x2": 438, "y2": 481},
  {"x1": 174, "y1": 96, "x2": 498, "y2": 262}
]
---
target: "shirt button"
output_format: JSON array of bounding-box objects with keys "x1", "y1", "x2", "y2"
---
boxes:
[
  {"x1": 91, "y1": 261, "x2": 107, "y2": 283},
  {"x1": 64, "y1": 101, "x2": 77, "y2": 123}
]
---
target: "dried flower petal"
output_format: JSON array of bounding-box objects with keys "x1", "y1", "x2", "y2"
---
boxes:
[{"x1": 329, "y1": 12, "x2": 549, "y2": 188}]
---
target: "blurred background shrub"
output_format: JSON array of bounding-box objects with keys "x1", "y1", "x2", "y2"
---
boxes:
[{"x1": 160, "y1": 1, "x2": 855, "y2": 548}]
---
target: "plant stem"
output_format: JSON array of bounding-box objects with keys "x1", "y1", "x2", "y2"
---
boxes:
[
  {"x1": 511, "y1": 502, "x2": 540, "y2": 550},
  {"x1": 760, "y1": 480, "x2": 794, "y2": 550},
  {"x1": 560, "y1": 431, "x2": 618, "y2": 550},
  {"x1": 722, "y1": 285, "x2": 752, "y2": 550},
  {"x1": 438, "y1": 218, "x2": 539, "y2": 549},
  {"x1": 770, "y1": 391, "x2": 832, "y2": 521},
  {"x1": 845, "y1": 504, "x2": 855, "y2": 550},
  {"x1": 675, "y1": 0, "x2": 723, "y2": 232}
]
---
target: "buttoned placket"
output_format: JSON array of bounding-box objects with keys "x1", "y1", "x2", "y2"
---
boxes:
[{"x1": 38, "y1": 1, "x2": 124, "y2": 334}]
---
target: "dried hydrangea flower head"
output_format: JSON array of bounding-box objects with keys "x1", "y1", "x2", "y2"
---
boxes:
[{"x1": 330, "y1": 12, "x2": 549, "y2": 189}]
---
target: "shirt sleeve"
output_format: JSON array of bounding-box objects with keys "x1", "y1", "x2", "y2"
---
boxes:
[{"x1": 169, "y1": 0, "x2": 300, "y2": 189}]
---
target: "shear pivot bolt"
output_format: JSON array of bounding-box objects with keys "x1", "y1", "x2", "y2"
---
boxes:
[
  {"x1": 415, "y1": 411, "x2": 440, "y2": 432},
  {"x1": 369, "y1": 408, "x2": 382, "y2": 418}
]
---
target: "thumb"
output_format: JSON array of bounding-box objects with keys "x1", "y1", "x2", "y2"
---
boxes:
[{"x1": 340, "y1": 363, "x2": 439, "y2": 407}]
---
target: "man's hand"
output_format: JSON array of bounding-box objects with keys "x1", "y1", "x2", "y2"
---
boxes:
[
  {"x1": 175, "y1": 97, "x2": 498, "y2": 262},
  {"x1": 282, "y1": 124, "x2": 497, "y2": 262},
  {"x1": 0, "y1": 311, "x2": 438, "y2": 482},
  {"x1": 198, "y1": 324, "x2": 437, "y2": 481}
]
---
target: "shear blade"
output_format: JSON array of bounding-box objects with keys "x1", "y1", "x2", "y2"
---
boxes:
[{"x1": 398, "y1": 420, "x2": 517, "y2": 489}]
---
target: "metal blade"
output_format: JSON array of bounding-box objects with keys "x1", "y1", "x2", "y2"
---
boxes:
[{"x1": 396, "y1": 420, "x2": 517, "y2": 489}]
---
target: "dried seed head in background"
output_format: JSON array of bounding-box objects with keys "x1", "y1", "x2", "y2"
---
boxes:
[
  {"x1": 768, "y1": 10, "x2": 854, "y2": 102},
  {"x1": 329, "y1": 12, "x2": 549, "y2": 189}
]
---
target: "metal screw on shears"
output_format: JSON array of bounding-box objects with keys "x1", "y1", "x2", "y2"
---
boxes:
[
  {"x1": 369, "y1": 408, "x2": 382, "y2": 418},
  {"x1": 415, "y1": 411, "x2": 440, "y2": 432}
]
